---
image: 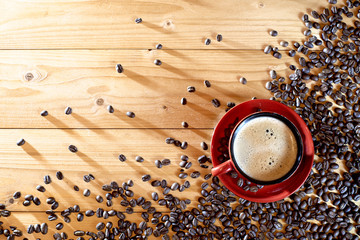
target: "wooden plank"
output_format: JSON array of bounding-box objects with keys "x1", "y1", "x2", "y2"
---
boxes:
[
  {"x1": 0, "y1": 0, "x2": 328, "y2": 49},
  {"x1": 0, "y1": 129, "x2": 213, "y2": 212},
  {"x1": 0, "y1": 49, "x2": 294, "y2": 129}
]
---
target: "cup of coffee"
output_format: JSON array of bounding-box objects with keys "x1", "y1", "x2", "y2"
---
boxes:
[{"x1": 211, "y1": 111, "x2": 303, "y2": 185}]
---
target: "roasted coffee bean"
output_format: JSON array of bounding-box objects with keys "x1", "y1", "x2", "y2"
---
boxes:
[
  {"x1": 33, "y1": 197, "x2": 41, "y2": 205},
  {"x1": 85, "y1": 210, "x2": 94, "y2": 217},
  {"x1": 136, "y1": 156, "x2": 144, "y2": 162},
  {"x1": 56, "y1": 171, "x2": 64, "y2": 180},
  {"x1": 115, "y1": 63, "x2": 124, "y2": 73},
  {"x1": 211, "y1": 99, "x2": 220, "y2": 108},
  {"x1": 142, "y1": 174, "x2": 151, "y2": 182},
  {"x1": 204, "y1": 38, "x2": 211, "y2": 45},
  {"x1": 74, "y1": 230, "x2": 85, "y2": 236},
  {"x1": 27, "y1": 225, "x2": 34, "y2": 234},
  {"x1": 180, "y1": 141, "x2": 188, "y2": 149},
  {"x1": 40, "y1": 223, "x2": 48, "y2": 234},
  {"x1": 239, "y1": 77, "x2": 247, "y2": 85},
  {"x1": 65, "y1": 107, "x2": 72, "y2": 115},
  {"x1": 83, "y1": 189, "x2": 91, "y2": 197},
  {"x1": 40, "y1": 110, "x2": 48, "y2": 116},
  {"x1": 154, "y1": 59, "x2": 162, "y2": 66},
  {"x1": 51, "y1": 201, "x2": 59, "y2": 210},
  {"x1": 135, "y1": 18, "x2": 142, "y2": 23},
  {"x1": 184, "y1": 161, "x2": 192, "y2": 169},
  {"x1": 187, "y1": 86, "x2": 195, "y2": 92},
  {"x1": 107, "y1": 105, "x2": 114, "y2": 113},
  {"x1": 118, "y1": 154, "x2": 126, "y2": 162},
  {"x1": 270, "y1": 30, "x2": 278, "y2": 36},
  {"x1": 44, "y1": 175, "x2": 51, "y2": 184},
  {"x1": 155, "y1": 159, "x2": 162, "y2": 168},
  {"x1": 201, "y1": 142, "x2": 208, "y2": 150},
  {"x1": 152, "y1": 192, "x2": 159, "y2": 201},
  {"x1": 161, "y1": 158, "x2": 171, "y2": 166},
  {"x1": 17, "y1": 138, "x2": 25, "y2": 146},
  {"x1": 181, "y1": 97, "x2": 187, "y2": 105},
  {"x1": 190, "y1": 171, "x2": 200, "y2": 178},
  {"x1": 95, "y1": 195, "x2": 103, "y2": 203},
  {"x1": 156, "y1": 43, "x2": 163, "y2": 49},
  {"x1": 73, "y1": 185, "x2": 79, "y2": 191},
  {"x1": 126, "y1": 111, "x2": 136, "y2": 118},
  {"x1": 270, "y1": 70, "x2": 277, "y2": 79},
  {"x1": 182, "y1": 121, "x2": 188, "y2": 128},
  {"x1": 68, "y1": 145, "x2": 78, "y2": 153},
  {"x1": 36, "y1": 185, "x2": 46, "y2": 192},
  {"x1": 204, "y1": 80, "x2": 211, "y2": 87},
  {"x1": 83, "y1": 175, "x2": 91, "y2": 182},
  {"x1": 13, "y1": 191, "x2": 21, "y2": 199},
  {"x1": 280, "y1": 41, "x2": 289, "y2": 47},
  {"x1": 216, "y1": 34, "x2": 223, "y2": 42},
  {"x1": 264, "y1": 45, "x2": 272, "y2": 54}
]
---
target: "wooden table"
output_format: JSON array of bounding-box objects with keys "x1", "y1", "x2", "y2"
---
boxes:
[{"x1": 0, "y1": 0, "x2": 350, "y2": 239}]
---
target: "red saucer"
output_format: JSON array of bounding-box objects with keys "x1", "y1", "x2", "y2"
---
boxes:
[{"x1": 210, "y1": 99, "x2": 314, "y2": 202}]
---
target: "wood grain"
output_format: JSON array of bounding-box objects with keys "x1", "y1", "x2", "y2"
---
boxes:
[
  {"x1": 0, "y1": 129, "x2": 213, "y2": 211},
  {"x1": 0, "y1": 0, "x2": 329, "y2": 49},
  {"x1": 0, "y1": 49, "x2": 299, "y2": 128}
]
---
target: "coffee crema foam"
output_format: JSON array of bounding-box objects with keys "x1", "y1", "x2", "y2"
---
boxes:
[{"x1": 232, "y1": 116, "x2": 298, "y2": 182}]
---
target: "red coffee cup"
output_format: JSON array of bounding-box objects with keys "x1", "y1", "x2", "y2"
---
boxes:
[
  {"x1": 210, "y1": 99, "x2": 314, "y2": 202},
  {"x1": 212, "y1": 111, "x2": 303, "y2": 185}
]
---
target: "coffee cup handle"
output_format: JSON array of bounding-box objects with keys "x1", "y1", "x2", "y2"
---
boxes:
[{"x1": 211, "y1": 160, "x2": 233, "y2": 176}]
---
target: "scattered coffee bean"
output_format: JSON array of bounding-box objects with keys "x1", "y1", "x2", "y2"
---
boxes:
[
  {"x1": 107, "y1": 105, "x2": 114, "y2": 113},
  {"x1": 154, "y1": 59, "x2": 162, "y2": 66},
  {"x1": 118, "y1": 154, "x2": 126, "y2": 162},
  {"x1": 44, "y1": 175, "x2": 51, "y2": 184},
  {"x1": 64, "y1": 107, "x2": 72, "y2": 115},
  {"x1": 182, "y1": 121, "x2": 188, "y2": 128},
  {"x1": 126, "y1": 111, "x2": 135, "y2": 118},
  {"x1": 201, "y1": 142, "x2": 208, "y2": 150},
  {"x1": 269, "y1": 30, "x2": 278, "y2": 36},
  {"x1": 187, "y1": 86, "x2": 195, "y2": 92},
  {"x1": 204, "y1": 38, "x2": 211, "y2": 45},
  {"x1": 116, "y1": 63, "x2": 123, "y2": 73},
  {"x1": 68, "y1": 145, "x2": 78, "y2": 153},
  {"x1": 264, "y1": 45, "x2": 272, "y2": 54},
  {"x1": 36, "y1": 185, "x2": 46, "y2": 192},
  {"x1": 204, "y1": 80, "x2": 211, "y2": 87},
  {"x1": 180, "y1": 141, "x2": 188, "y2": 149},
  {"x1": 135, "y1": 18, "x2": 142, "y2": 23},
  {"x1": 132, "y1": 156, "x2": 144, "y2": 163},
  {"x1": 17, "y1": 138, "x2": 25, "y2": 146},
  {"x1": 181, "y1": 97, "x2": 187, "y2": 105},
  {"x1": 40, "y1": 110, "x2": 48, "y2": 116},
  {"x1": 280, "y1": 40, "x2": 289, "y2": 47},
  {"x1": 142, "y1": 174, "x2": 151, "y2": 182},
  {"x1": 83, "y1": 189, "x2": 91, "y2": 197},
  {"x1": 161, "y1": 158, "x2": 171, "y2": 166},
  {"x1": 13, "y1": 192, "x2": 21, "y2": 199},
  {"x1": 216, "y1": 34, "x2": 223, "y2": 42},
  {"x1": 239, "y1": 77, "x2": 247, "y2": 84},
  {"x1": 83, "y1": 175, "x2": 91, "y2": 182},
  {"x1": 56, "y1": 171, "x2": 64, "y2": 180},
  {"x1": 211, "y1": 98, "x2": 220, "y2": 108},
  {"x1": 156, "y1": 44, "x2": 162, "y2": 49}
]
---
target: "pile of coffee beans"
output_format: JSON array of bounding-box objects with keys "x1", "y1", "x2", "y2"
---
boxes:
[{"x1": 1, "y1": 0, "x2": 360, "y2": 239}]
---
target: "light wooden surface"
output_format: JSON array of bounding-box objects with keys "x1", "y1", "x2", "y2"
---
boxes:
[
  {"x1": 0, "y1": 0, "x2": 324, "y2": 50},
  {"x1": 0, "y1": 0, "x2": 351, "y2": 239}
]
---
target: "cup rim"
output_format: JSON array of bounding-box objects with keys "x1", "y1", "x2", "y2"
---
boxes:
[{"x1": 229, "y1": 111, "x2": 303, "y2": 185}]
